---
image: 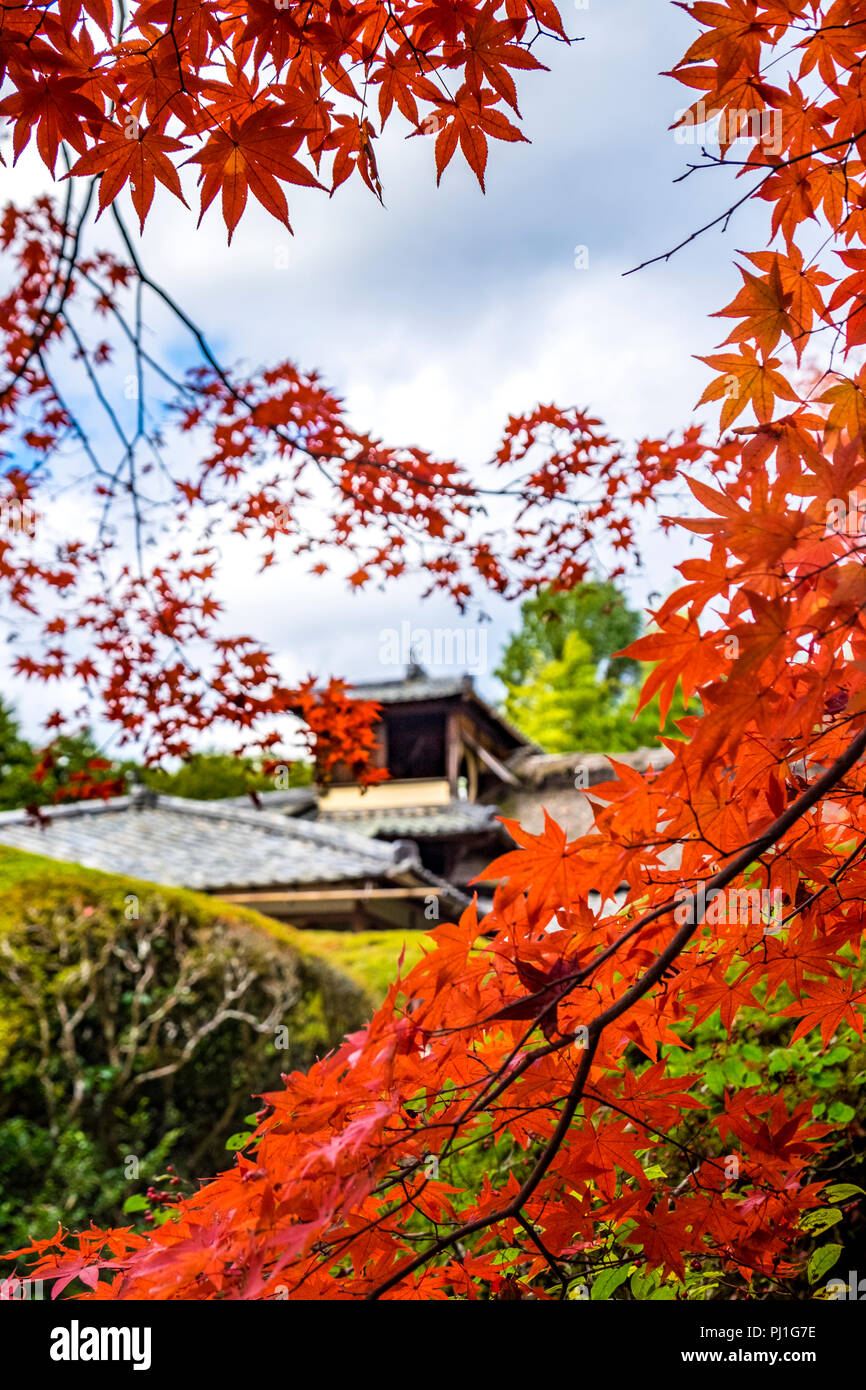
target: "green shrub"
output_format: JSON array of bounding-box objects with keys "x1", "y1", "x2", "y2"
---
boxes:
[{"x1": 0, "y1": 848, "x2": 370, "y2": 1250}]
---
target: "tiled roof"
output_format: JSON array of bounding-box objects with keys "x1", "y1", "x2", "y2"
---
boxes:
[
  {"x1": 505, "y1": 747, "x2": 674, "y2": 787},
  {"x1": 216, "y1": 788, "x2": 318, "y2": 815},
  {"x1": 0, "y1": 791, "x2": 437, "y2": 894},
  {"x1": 349, "y1": 672, "x2": 473, "y2": 704},
  {"x1": 319, "y1": 800, "x2": 504, "y2": 839}
]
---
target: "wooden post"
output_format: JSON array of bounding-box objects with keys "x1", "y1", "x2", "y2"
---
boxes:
[{"x1": 446, "y1": 710, "x2": 460, "y2": 795}]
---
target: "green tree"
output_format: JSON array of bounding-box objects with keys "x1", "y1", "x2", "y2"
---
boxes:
[
  {"x1": 496, "y1": 580, "x2": 642, "y2": 688},
  {"x1": 0, "y1": 703, "x2": 318, "y2": 809},
  {"x1": 0, "y1": 700, "x2": 120, "y2": 810},
  {"x1": 495, "y1": 582, "x2": 671, "y2": 752},
  {"x1": 134, "y1": 750, "x2": 312, "y2": 801},
  {"x1": 0, "y1": 699, "x2": 38, "y2": 810}
]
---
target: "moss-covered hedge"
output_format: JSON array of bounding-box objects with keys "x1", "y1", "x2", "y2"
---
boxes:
[{"x1": 0, "y1": 847, "x2": 376, "y2": 1248}]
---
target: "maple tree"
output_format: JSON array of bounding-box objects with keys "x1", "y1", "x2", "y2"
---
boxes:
[
  {"x1": 0, "y1": 0, "x2": 602, "y2": 780},
  {"x1": 5, "y1": 0, "x2": 866, "y2": 1301}
]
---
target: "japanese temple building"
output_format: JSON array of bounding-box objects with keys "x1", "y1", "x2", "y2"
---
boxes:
[{"x1": 0, "y1": 662, "x2": 670, "y2": 931}]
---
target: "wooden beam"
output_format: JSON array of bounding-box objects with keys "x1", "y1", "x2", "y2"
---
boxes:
[
  {"x1": 219, "y1": 886, "x2": 437, "y2": 903},
  {"x1": 462, "y1": 731, "x2": 521, "y2": 786}
]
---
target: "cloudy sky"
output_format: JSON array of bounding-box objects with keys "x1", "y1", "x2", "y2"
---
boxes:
[{"x1": 1, "y1": 0, "x2": 770, "y2": 746}]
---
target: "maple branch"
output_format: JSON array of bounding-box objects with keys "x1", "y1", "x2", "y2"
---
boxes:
[
  {"x1": 625, "y1": 125, "x2": 866, "y2": 277},
  {"x1": 476, "y1": 717, "x2": 866, "y2": 1038},
  {"x1": 400, "y1": 712, "x2": 866, "y2": 1166},
  {"x1": 365, "y1": 717, "x2": 866, "y2": 1298},
  {"x1": 0, "y1": 174, "x2": 95, "y2": 404},
  {"x1": 515, "y1": 1212, "x2": 570, "y2": 1297},
  {"x1": 366, "y1": 1034, "x2": 600, "y2": 1298}
]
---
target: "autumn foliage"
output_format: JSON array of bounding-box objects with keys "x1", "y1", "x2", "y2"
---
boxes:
[{"x1": 6, "y1": 0, "x2": 866, "y2": 1299}]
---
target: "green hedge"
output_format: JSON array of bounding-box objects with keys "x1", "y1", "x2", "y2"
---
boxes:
[{"x1": 0, "y1": 848, "x2": 373, "y2": 1249}]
